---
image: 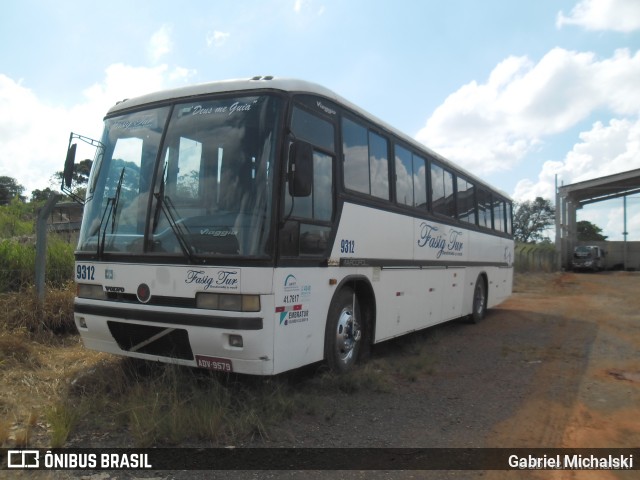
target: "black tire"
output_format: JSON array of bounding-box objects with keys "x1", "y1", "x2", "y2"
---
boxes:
[
  {"x1": 470, "y1": 275, "x2": 487, "y2": 324},
  {"x1": 324, "y1": 287, "x2": 365, "y2": 373}
]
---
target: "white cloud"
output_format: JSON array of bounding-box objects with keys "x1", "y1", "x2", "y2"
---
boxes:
[
  {"x1": 0, "y1": 75, "x2": 67, "y2": 195},
  {"x1": 557, "y1": 0, "x2": 640, "y2": 33},
  {"x1": 294, "y1": 0, "x2": 305, "y2": 13},
  {"x1": 148, "y1": 25, "x2": 173, "y2": 63},
  {"x1": 512, "y1": 118, "x2": 640, "y2": 240},
  {"x1": 293, "y1": 0, "x2": 325, "y2": 16},
  {"x1": 416, "y1": 47, "x2": 640, "y2": 175},
  {"x1": 206, "y1": 30, "x2": 231, "y2": 48},
  {"x1": 0, "y1": 65, "x2": 195, "y2": 197},
  {"x1": 82, "y1": 63, "x2": 189, "y2": 107},
  {"x1": 513, "y1": 117, "x2": 640, "y2": 202}
]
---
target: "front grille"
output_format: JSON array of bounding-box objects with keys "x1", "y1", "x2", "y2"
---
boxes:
[{"x1": 107, "y1": 321, "x2": 194, "y2": 360}]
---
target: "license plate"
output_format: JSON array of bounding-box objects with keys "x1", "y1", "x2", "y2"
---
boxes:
[{"x1": 195, "y1": 355, "x2": 233, "y2": 372}]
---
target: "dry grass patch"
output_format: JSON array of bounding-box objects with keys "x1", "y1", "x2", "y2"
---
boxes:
[{"x1": 1, "y1": 283, "x2": 75, "y2": 333}]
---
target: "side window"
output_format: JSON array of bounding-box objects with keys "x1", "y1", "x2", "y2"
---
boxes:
[
  {"x1": 369, "y1": 131, "x2": 389, "y2": 199},
  {"x1": 431, "y1": 162, "x2": 455, "y2": 217},
  {"x1": 493, "y1": 198, "x2": 505, "y2": 232},
  {"x1": 287, "y1": 107, "x2": 335, "y2": 221},
  {"x1": 477, "y1": 188, "x2": 492, "y2": 229},
  {"x1": 342, "y1": 118, "x2": 369, "y2": 194},
  {"x1": 506, "y1": 202, "x2": 513, "y2": 235},
  {"x1": 282, "y1": 106, "x2": 335, "y2": 257},
  {"x1": 395, "y1": 146, "x2": 427, "y2": 209},
  {"x1": 413, "y1": 155, "x2": 427, "y2": 209},
  {"x1": 457, "y1": 177, "x2": 476, "y2": 224},
  {"x1": 342, "y1": 117, "x2": 389, "y2": 200},
  {"x1": 395, "y1": 145, "x2": 413, "y2": 206},
  {"x1": 291, "y1": 107, "x2": 334, "y2": 151},
  {"x1": 287, "y1": 151, "x2": 333, "y2": 221}
]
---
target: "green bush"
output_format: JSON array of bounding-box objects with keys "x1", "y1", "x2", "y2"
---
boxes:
[
  {"x1": 0, "y1": 237, "x2": 74, "y2": 292},
  {"x1": 46, "y1": 237, "x2": 75, "y2": 287},
  {"x1": 0, "y1": 198, "x2": 75, "y2": 292},
  {"x1": 0, "y1": 198, "x2": 33, "y2": 238},
  {"x1": 0, "y1": 239, "x2": 35, "y2": 291}
]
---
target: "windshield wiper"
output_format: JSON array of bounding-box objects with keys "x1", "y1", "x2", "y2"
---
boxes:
[
  {"x1": 96, "y1": 168, "x2": 125, "y2": 258},
  {"x1": 153, "y1": 166, "x2": 196, "y2": 263}
]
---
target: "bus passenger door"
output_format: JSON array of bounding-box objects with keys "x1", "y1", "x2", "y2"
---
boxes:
[
  {"x1": 272, "y1": 103, "x2": 337, "y2": 373},
  {"x1": 278, "y1": 104, "x2": 336, "y2": 260}
]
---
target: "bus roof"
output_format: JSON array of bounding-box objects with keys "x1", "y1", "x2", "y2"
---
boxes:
[{"x1": 107, "y1": 76, "x2": 510, "y2": 200}]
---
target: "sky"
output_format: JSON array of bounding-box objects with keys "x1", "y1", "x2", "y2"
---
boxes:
[{"x1": 1, "y1": 0, "x2": 640, "y2": 240}]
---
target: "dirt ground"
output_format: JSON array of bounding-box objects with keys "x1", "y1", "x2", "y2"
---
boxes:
[{"x1": 5, "y1": 271, "x2": 640, "y2": 479}]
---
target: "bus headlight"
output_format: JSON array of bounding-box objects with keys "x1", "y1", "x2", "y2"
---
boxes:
[
  {"x1": 77, "y1": 284, "x2": 107, "y2": 300},
  {"x1": 196, "y1": 293, "x2": 260, "y2": 312}
]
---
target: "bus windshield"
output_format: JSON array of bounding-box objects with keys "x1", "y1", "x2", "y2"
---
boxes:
[{"x1": 78, "y1": 94, "x2": 283, "y2": 259}]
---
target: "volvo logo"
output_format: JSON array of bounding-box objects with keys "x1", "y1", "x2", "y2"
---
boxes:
[{"x1": 105, "y1": 286, "x2": 125, "y2": 293}]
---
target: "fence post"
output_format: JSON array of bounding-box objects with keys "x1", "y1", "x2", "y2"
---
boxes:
[{"x1": 35, "y1": 193, "x2": 61, "y2": 303}]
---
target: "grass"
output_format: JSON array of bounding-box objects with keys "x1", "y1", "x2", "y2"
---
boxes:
[
  {"x1": 307, "y1": 363, "x2": 393, "y2": 394},
  {"x1": 55, "y1": 359, "x2": 304, "y2": 447},
  {"x1": 46, "y1": 402, "x2": 79, "y2": 448},
  {"x1": 0, "y1": 325, "x2": 414, "y2": 449},
  {"x1": 1, "y1": 282, "x2": 76, "y2": 334},
  {"x1": 0, "y1": 417, "x2": 10, "y2": 445}
]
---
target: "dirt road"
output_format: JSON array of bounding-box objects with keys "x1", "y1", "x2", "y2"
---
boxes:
[{"x1": 491, "y1": 272, "x2": 640, "y2": 450}]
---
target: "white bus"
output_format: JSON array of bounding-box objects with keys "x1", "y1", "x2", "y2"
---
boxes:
[{"x1": 64, "y1": 77, "x2": 513, "y2": 375}]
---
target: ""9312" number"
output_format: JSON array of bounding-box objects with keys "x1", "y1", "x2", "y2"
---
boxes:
[
  {"x1": 76, "y1": 264, "x2": 95, "y2": 281},
  {"x1": 340, "y1": 239, "x2": 355, "y2": 254}
]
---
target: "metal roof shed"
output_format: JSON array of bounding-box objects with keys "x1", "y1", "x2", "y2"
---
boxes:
[{"x1": 556, "y1": 168, "x2": 640, "y2": 270}]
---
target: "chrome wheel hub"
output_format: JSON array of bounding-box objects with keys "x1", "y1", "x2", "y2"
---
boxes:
[
  {"x1": 335, "y1": 307, "x2": 361, "y2": 364},
  {"x1": 475, "y1": 285, "x2": 485, "y2": 315}
]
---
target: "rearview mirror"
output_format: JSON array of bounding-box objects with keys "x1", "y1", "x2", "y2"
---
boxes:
[
  {"x1": 63, "y1": 143, "x2": 77, "y2": 189},
  {"x1": 288, "y1": 141, "x2": 313, "y2": 197}
]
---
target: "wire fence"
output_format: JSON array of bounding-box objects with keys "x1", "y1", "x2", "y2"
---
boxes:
[
  {"x1": 514, "y1": 243, "x2": 557, "y2": 272},
  {"x1": 0, "y1": 234, "x2": 75, "y2": 294},
  {"x1": 0, "y1": 267, "x2": 74, "y2": 293}
]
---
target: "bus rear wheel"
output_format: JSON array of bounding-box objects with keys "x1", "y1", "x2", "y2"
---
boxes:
[
  {"x1": 470, "y1": 275, "x2": 487, "y2": 324},
  {"x1": 325, "y1": 287, "x2": 363, "y2": 373}
]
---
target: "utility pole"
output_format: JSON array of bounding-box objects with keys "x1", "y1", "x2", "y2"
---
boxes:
[{"x1": 623, "y1": 195, "x2": 628, "y2": 271}]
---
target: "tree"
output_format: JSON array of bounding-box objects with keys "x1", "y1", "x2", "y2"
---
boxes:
[
  {"x1": 0, "y1": 176, "x2": 26, "y2": 205},
  {"x1": 52, "y1": 158, "x2": 93, "y2": 187},
  {"x1": 52, "y1": 158, "x2": 93, "y2": 202},
  {"x1": 577, "y1": 220, "x2": 608, "y2": 241},
  {"x1": 0, "y1": 196, "x2": 33, "y2": 237},
  {"x1": 30, "y1": 187, "x2": 57, "y2": 203},
  {"x1": 513, "y1": 197, "x2": 555, "y2": 243}
]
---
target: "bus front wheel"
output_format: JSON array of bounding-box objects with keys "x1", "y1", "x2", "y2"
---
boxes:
[
  {"x1": 325, "y1": 287, "x2": 363, "y2": 373},
  {"x1": 470, "y1": 275, "x2": 487, "y2": 324}
]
